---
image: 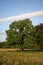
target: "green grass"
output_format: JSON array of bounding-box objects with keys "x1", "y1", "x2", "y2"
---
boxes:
[{"x1": 0, "y1": 50, "x2": 43, "y2": 65}]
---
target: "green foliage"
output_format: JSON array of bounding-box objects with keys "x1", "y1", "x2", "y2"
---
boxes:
[
  {"x1": 35, "y1": 23, "x2": 43, "y2": 49},
  {"x1": 6, "y1": 19, "x2": 38, "y2": 50}
]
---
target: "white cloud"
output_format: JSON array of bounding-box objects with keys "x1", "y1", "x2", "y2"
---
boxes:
[
  {"x1": 0, "y1": 32, "x2": 6, "y2": 35},
  {"x1": 0, "y1": 10, "x2": 43, "y2": 22}
]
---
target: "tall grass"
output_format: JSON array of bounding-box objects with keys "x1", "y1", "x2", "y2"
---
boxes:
[{"x1": 0, "y1": 50, "x2": 43, "y2": 65}]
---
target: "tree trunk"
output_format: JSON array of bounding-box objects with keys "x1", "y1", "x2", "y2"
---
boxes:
[{"x1": 22, "y1": 48, "x2": 24, "y2": 51}]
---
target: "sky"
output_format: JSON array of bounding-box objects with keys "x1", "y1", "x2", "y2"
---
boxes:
[{"x1": 0, "y1": 0, "x2": 43, "y2": 42}]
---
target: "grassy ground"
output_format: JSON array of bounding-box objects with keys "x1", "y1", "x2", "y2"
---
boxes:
[{"x1": 0, "y1": 49, "x2": 43, "y2": 65}]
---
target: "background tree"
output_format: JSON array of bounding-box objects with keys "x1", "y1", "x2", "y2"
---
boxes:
[
  {"x1": 0, "y1": 42, "x2": 5, "y2": 48},
  {"x1": 6, "y1": 19, "x2": 38, "y2": 50},
  {"x1": 35, "y1": 23, "x2": 43, "y2": 50}
]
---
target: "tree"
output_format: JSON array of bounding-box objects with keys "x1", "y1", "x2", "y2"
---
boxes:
[
  {"x1": 0, "y1": 42, "x2": 5, "y2": 48},
  {"x1": 6, "y1": 19, "x2": 38, "y2": 50},
  {"x1": 35, "y1": 23, "x2": 43, "y2": 49}
]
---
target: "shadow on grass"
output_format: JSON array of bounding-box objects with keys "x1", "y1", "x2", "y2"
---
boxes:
[
  {"x1": 16, "y1": 49, "x2": 43, "y2": 52},
  {"x1": 7, "y1": 49, "x2": 43, "y2": 52}
]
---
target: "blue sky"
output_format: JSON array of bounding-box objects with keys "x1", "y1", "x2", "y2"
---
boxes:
[{"x1": 0, "y1": 0, "x2": 43, "y2": 42}]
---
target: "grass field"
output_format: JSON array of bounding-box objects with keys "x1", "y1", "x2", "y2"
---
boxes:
[{"x1": 0, "y1": 49, "x2": 43, "y2": 65}]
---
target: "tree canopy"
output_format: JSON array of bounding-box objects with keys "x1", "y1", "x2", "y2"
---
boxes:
[
  {"x1": 6, "y1": 19, "x2": 38, "y2": 50},
  {"x1": 35, "y1": 23, "x2": 43, "y2": 49}
]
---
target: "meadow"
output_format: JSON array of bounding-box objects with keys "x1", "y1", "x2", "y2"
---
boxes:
[{"x1": 0, "y1": 49, "x2": 43, "y2": 65}]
